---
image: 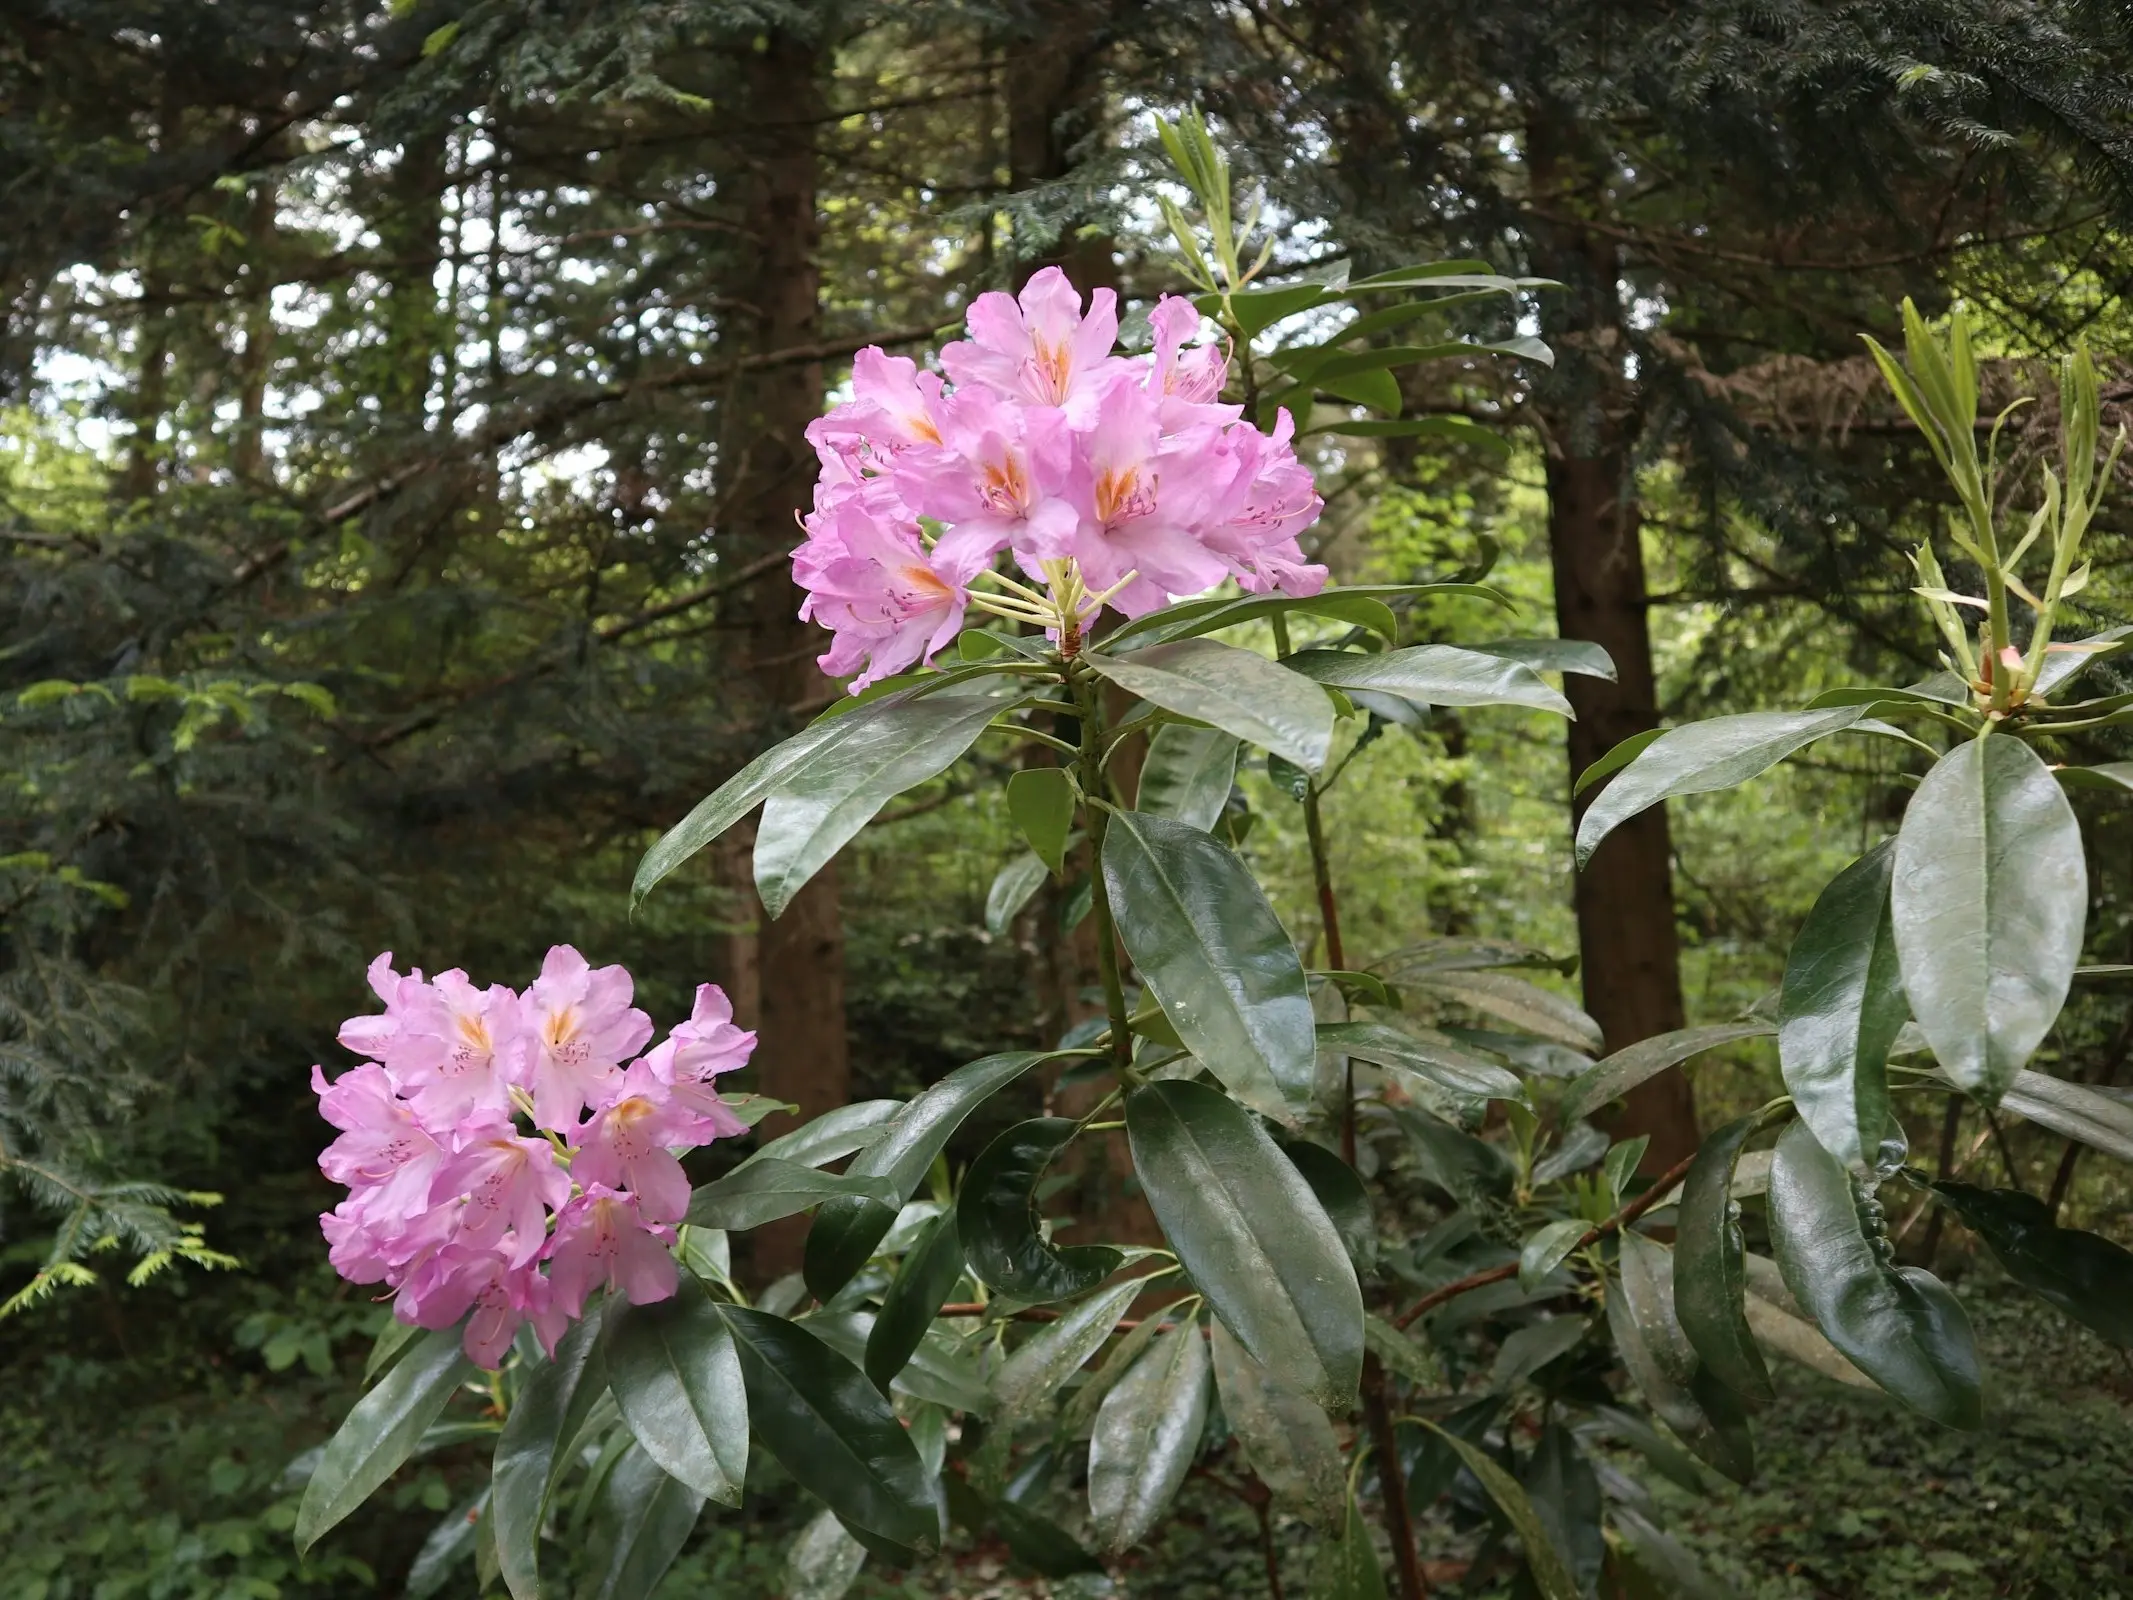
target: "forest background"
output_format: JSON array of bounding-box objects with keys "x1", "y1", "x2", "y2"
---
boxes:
[{"x1": 4, "y1": 2, "x2": 2133, "y2": 1596}]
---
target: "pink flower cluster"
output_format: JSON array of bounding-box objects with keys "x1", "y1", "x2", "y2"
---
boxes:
[
  {"x1": 797, "y1": 266, "x2": 1328, "y2": 688},
  {"x1": 313, "y1": 946, "x2": 753, "y2": 1366}
]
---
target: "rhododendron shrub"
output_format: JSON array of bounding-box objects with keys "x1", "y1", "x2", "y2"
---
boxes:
[
  {"x1": 313, "y1": 948, "x2": 751, "y2": 1365},
  {"x1": 293, "y1": 118, "x2": 2133, "y2": 1600}
]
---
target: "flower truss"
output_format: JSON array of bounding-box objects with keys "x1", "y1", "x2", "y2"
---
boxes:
[
  {"x1": 314, "y1": 946, "x2": 753, "y2": 1366},
  {"x1": 794, "y1": 266, "x2": 1328, "y2": 687}
]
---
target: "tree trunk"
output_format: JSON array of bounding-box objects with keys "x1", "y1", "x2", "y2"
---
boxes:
[
  {"x1": 1527, "y1": 109, "x2": 1698, "y2": 1171},
  {"x1": 720, "y1": 28, "x2": 848, "y2": 1282}
]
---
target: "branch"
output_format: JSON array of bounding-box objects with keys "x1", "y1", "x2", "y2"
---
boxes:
[{"x1": 1392, "y1": 1149, "x2": 1700, "y2": 1330}]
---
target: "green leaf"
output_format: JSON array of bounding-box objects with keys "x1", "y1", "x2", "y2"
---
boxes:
[
  {"x1": 1086, "y1": 1316, "x2": 1212, "y2": 1551},
  {"x1": 1365, "y1": 1313, "x2": 1442, "y2": 1390},
  {"x1": 1202, "y1": 282, "x2": 1333, "y2": 336},
  {"x1": 1993, "y1": 1067, "x2": 2133, "y2": 1161},
  {"x1": 1766, "y1": 1120, "x2": 1982, "y2": 1427},
  {"x1": 604, "y1": 1275, "x2": 747, "y2": 1508},
  {"x1": 1779, "y1": 841, "x2": 1906, "y2": 1170},
  {"x1": 984, "y1": 853, "x2": 1048, "y2": 937},
  {"x1": 1563, "y1": 1022, "x2": 1772, "y2": 1122},
  {"x1": 1285, "y1": 644, "x2": 1571, "y2": 717},
  {"x1": 1103, "y1": 809, "x2": 1315, "y2": 1117},
  {"x1": 865, "y1": 1211, "x2": 966, "y2": 1391},
  {"x1": 716, "y1": 1305, "x2": 938, "y2": 1551},
  {"x1": 750, "y1": 1100, "x2": 903, "y2": 1170},
  {"x1": 1402, "y1": 1396, "x2": 1500, "y2": 1511},
  {"x1": 1573, "y1": 727, "x2": 1662, "y2": 796},
  {"x1": 784, "y1": 1509, "x2": 869, "y2": 1600},
  {"x1": 1492, "y1": 1315, "x2": 1589, "y2": 1390},
  {"x1": 492, "y1": 1307, "x2": 607, "y2": 1600},
  {"x1": 1316, "y1": 414, "x2": 1512, "y2": 454},
  {"x1": 2036, "y1": 625, "x2": 2133, "y2": 695},
  {"x1": 805, "y1": 1051, "x2": 1054, "y2": 1301},
  {"x1": 754, "y1": 686, "x2": 1022, "y2": 917},
  {"x1": 1466, "y1": 637, "x2": 1615, "y2": 681},
  {"x1": 993, "y1": 1275, "x2": 1149, "y2": 1421},
  {"x1": 1208, "y1": 1319, "x2": 1345, "y2": 1529},
  {"x1": 1125, "y1": 1079, "x2": 1362, "y2": 1408},
  {"x1": 1522, "y1": 1423, "x2": 1604, "y2": 1594},
  {"x1": 1611, "y1": 1505, "x2": 1732, "y2": 1599},
  {"x1": 1589, "y1": 1405, "x2": 1710, "y2": 1496},
  {"x1": 406, "y1": 1491, "x2": 485, "y2": 1599},
  {"x1": 1108, "y1": 583, "x2": 1507, "y2": 649},
  {"x1": 1085, "y1": 637, "x2": 1335, "y2": 771},
  {"x1": 988, "y1": 1496, "x2": 1104, "y2": 1578},
  {"x1": 957, "y1": 1118, "x2": 1123, "y2": 1302},
  {"x1": 1608, "y1": 1233, "x2": 1756, "y2": 1484},
  {"x1": 1575, "y1": 708, "x2": 1870, "y2": 866},
  {"x1": 578, "y1": 1444, "x2": 704, "y2": 1600},
  {"x1": 1674, "y1": 1113, "x2": 1774, "y2": 1403},
  {"x1": 363, "y1": 1316, "x2": 422, "y2": 1386},
  {"x1": 805, "y1": 1310, "x2": 990, "y2": 1415},
  {"x1": 1311, "y1": 1494, "x2": 1390, "y2": 1599},
  {"x1": 1320, "y1": 1019, "x2": 1525, "y2": 1106},
  {"x1": 1400, "y1": 969, "x2": 1601, "y2": 1053},
  {"x1": 296, "y1": 1326, "x2": 471, "y2": 1554},
  {"x1": 1007, "y1": 767, "x2": 1076, "y2": 873},
  {"x1": 1395, "y1": 1107, "x2": 1513, "y2": 1207},
  {"x1": 1136, "y1": 725, "x2": 1240, "y2": 831},
  {"x1": 1518, "y1": 1220, "x2": 1590, "y2": 1292},
  {"x1": 1409, "y1": 1417, "x2": 1580, "y2": 1600},
  {"x1": 1892, "y1": 736, "x2": 2086, "y2": 1105},
  {"x1": 686, "y1": 1158, "x2": 896, "y2": 1230},
  {"x1": 1930, "y1": 1181, "x2": 2133, "y2": 1346},
  {"x1": 631, "y1": 719, "x2": 847, "y2": 909},
  {"x1": 1278, "y1": 1139, "x2": 1377, "y2": 1275}
]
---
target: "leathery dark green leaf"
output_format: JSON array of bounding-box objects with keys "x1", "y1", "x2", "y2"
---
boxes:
[
  {"x1": 1564, "y1": 1022, "x2": 1773, "y2": 1122},
  {"x1": 1134, "y1": 724, "x2": 1241, "y2": 831},
  {"x1": 1082, "y1": 636, "x2": 1335, "y2": 771},
  {"x1": 956, "y1": 1118, "x2": 1122, "y2": 1302},
  {"x1": 716, "y1": 1305, "x2": 938, "y2": 1551},
  {"x1": 1277, "y1": 1138, "x2": 1377, "y2": 1275},
  {"x1": 491, "y1": 1306, "x2": 605, "y2": 1600},
  {"x1": 993, "y1": 1275, "x2": 1148, "y2": 1421},
  {"x1": 1522, "y1": 1423, "x2": 1604, "y2": 1594},
  {"x1": 1208, "y1": 1319, "x2": 1345, "y2": 1529},
  {"x1": 603, "y1": 1274, "x2": 747, "y2": 1508},
  {"x1": 1674, "y1": 1113, "x2": 1774, "y2": 1403},
  {"x1": 1312, "y1": 1494, "x2": 1389, "y2": 1599},
  {"x1": 1006, "y1": 766, "x2": 1075, "y2": 873},
  {"x1": 1892, "y1": 736, "x2": 2086, "y2": 1105},
  {"x1": 1575, "y1": 707, "x2": 1869, "y2": 867},
  {"x1": 1126, "y1": 1079, "x2": 1362, "y2": 1407},
  {"x1": 1931, "y1": 1180, "x2": 2133, "y2": 1346},
  {"x1": 296, "y1": 1325, "x2": 472, "y2": 1555},
  {"x1": 1779, "y1": 840, "x2": 1905, "y2": 1171},
  {"x1": 1086, "y1": 1316, "x2": 1211, "y2": 1552},
  {"x1": 1608, "y1": 1232, "x2": 1756, "y2": 1483},
  {"x1": 754, "y1": 685, "x2": 1021, "y2": 917},
  {"x1": 806, "y1": 1050, "x2": 1054, "y2": 1301},
  {"x1": 865, "y1": 1210, "x2": 967, "y2": 1391},
  {"x1": 1103, "y1": 809, "x2": 1315, "y2": 1117},
  {"x1": 578, "y1": 1443, "x2": 704, "y2": 1600},
  {"x1": 1767, "y1": 1120, "x2": 1982, "y2": 1427},
  {"x1": 1411, "y1": 1417, "x2": 1580, "y2": 1600},
  {"x1": 1284, "y1": 643, "x2": 1572, "y2": 717}
]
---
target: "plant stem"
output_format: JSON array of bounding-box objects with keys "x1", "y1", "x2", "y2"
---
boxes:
[
  {"x1": 1070, "y1": 661, "x2": 1135, "y2": 1080},
  {"x1": 1393, "y1": 1149, "x2": 1700, "y2": 1329}
]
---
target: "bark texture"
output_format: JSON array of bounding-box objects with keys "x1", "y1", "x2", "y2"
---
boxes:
[
  {"x1": 720, "y1": 29, "x2": 848, "y2": 1280},
  {"x1": 1527, "y1": 109, "x2": 1699, "y2": 1171}
]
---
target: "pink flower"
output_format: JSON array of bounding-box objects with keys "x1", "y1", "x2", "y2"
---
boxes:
[
  {"x1": 894, "y1": 387, "x2": 1080, "y2": 567},
  {"x1": 572, "y1": 1061, "x2": 703, "y2": 1223},
  {"x1": 643, "y1": 984, "x2": 756, "y2": 1137},
  {"x1": 1065, "y1": 379, "x2": 1231, "y2": 614},
  {"x1": 1146, "y1": 295, "x2": 1238, "y2": 429},
  {"x1": 806, "y1": 348, "x2": 947, "y2": 480},
  {"x1": 546, "y1": 1186, "x2": 678, "y2": 1319},
  {"x1": 941, "y1": 266, "x2": 1127, "y2": 423},
  {"x1": 797, "y1": 482, "x2": 989, "y2": 690},
  {"x1": 1198, "y1": 411, "x2": 1328, "y2": 595},
  {"x1": 515, "y1": 945, "x2": 652, "y2": 1132},
  {"x1": 313, "y1": 1063, "x2": 446, "y2": 1224},
  {"x1": 397, "y1": 1247, "x2": 557, "y2": 1366},
  {"x1": 335, "y1": 952, "x2": 426, "y2": 1063},
  {"x1": 432, "y1": 1121, "x2": 571, "y2": 1266}
]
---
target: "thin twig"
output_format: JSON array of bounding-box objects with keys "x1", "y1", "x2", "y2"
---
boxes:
[{"x1": 1393, "y1": 1150, "x2": 1700, "y2": 1331}]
